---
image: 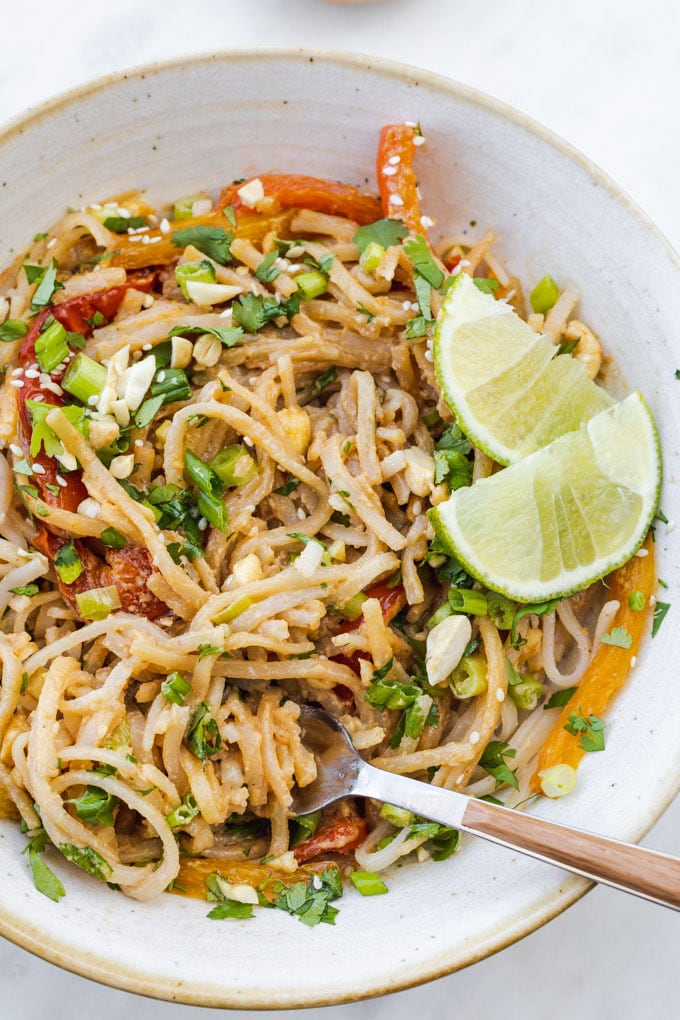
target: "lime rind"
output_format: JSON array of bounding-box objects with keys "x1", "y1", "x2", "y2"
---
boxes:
[
  {"x1": 429, "y1": 393, "x2": 661, "y2": 603},
  {"x1": 433, "y1": 274, "x2": 614, "y2": 465}
]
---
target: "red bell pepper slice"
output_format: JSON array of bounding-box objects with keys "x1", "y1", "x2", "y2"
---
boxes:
[
  {"x1": 376, "y1": 124, "x2": 425, "y2": 236},
  {"x1": 216, "y1": 173, "x2": 383, "y2": 225},
  {"x1": 293, "y1": 816, "x2": 368, "y2": 864},
  {"x1": 330, "y1": 581, "x2": 407, "y2": 685}
]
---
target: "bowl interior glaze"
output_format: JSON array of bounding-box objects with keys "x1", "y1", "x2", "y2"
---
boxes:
[{"x1": 0, "y1": 50, "x2": 679, "y2": 1008}]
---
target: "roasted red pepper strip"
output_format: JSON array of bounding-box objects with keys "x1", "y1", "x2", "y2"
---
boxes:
[
  {"x1": 293, "y1": 817, "x2": 368, "y2": 864},
  {"x1": 33, "y1": 531, "x2": 167, "y2": 620},
  {"x1": 216, "y1": 173, "x2": 383, "y2": 225},
  {"x1": 16, "y1": 283, "x2": 169, "y2": 621},
  {"x1": 376, "y1": 124, "x2": 424, "y2": 235},
  {"x1": 330, "y1": 581, "x2": 407, "y2": 682}
]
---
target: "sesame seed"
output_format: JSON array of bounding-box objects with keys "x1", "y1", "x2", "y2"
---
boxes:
[
  {"x1": 198, "y1": 517, "x2": 208, "y2": 531},
  {"x1": 9, "y1": 443, "x2": 23, "y2": 456},
  {"x1": 469, "y1": 731, "x2": 480, "y2": 745},
  {"x1": 142, "y1": 235, "x2": 150, "y2": 244},
  {"x1": 382, "y1": 166, "x2": 397, "y2": 177},
  {"x1": 413, "y1": 135, "x2": 426, "y2": 147},
  {"x1": 9, "y1": 379, "x2": 24, "y2": 388},
  {"x1": 388, "y1": 155, "x2": 401, "y2": 165},
  {"x1": 159, "y1": 218, "x2": 170, "y2": 234},
  {"x1": 630, "y1": 656, "x2": 637, "y2": 668},
  {"x1": 388, "y1": 194, "x2": 404, "y2": 206},
  {"x1": 142, "y1": 343, "x2": 153, "y2": 351},
  {"x1": 32, "y1": 463, "x2": 46, "y2": 475},
  {"x1": 405, "y1": 120, "x2": 417, "y2": 128},
  {"x1": 635, "y1": 548, "x2": 649, "y2": 558},
  {"x1": 402, "y1": 300, "x2": 412, "y2": 310},
  {"x1": 11, "y1": 367, "x2": 24, "y2": 377},
  {"x1": 134, "y1": 439, "x2": 144, "y2": 448},
  {"x1": 128, "y1": 235, "x2": 143, "y2": 243},
  {"x1": 56, "y1": 475, "x2": 67, "y2": 487},
  {"x1": 25, "y1": 369, "x2": 40, "y2": 379},
  {"x1": 667, "y1": 520, "x2": 676, "y2": 533},
  {"x1": 46, "y1": 238, "x2": 57, "y2": 249},
  {"x1": 420, "y1": 215, "x2": 434, "y2": 228},
  {"x1": 650, "y1": 595, "x2": 657, "y2": 607},
  {"x1": 156, "y1": 371, "x2": 166, "y2": 383},
  {"x1": 411, "y1": 302, "x2": 419, "y2": 311},
  {"x1": 116, "y1": 207, "x2": 131, "y2": 219},
  {"x1": 243, "y1": 437, "x2": 254, "y2": 447},
  {"x1": 149, "y1": 236, "x2": 162, "y2": 245},
  {"x1": 424, "y1": 349, "x2": 433, "y2": 362},
  {"x1": 31, "y1": 393, "x2": 45, "y2": 402},
  {"x1": 496, "y1": 689, "x2": 505, "y2": 702}
]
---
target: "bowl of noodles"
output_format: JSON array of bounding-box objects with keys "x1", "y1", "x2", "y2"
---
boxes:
[{"x1": 0, "y1": 49, "x2": 678, "y2": 1008}]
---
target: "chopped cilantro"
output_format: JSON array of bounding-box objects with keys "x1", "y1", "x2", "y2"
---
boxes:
[
  {"x1": 232, "y1": 292, "x2": 299, "y2": 333},
  {"x1": 472, "y1": 277, "x2": 499, "y2": 294},
  {"x1": 0, "y1": 319, "x2": 28, "y2": 343},
  {"x1": 66, "y1": 786, "x2": 117, "y2": 827},
  {"x1": 99, "y1": 527, "x2": 127, "y2": 550},
  {"x1": 479, "y1": 740, "x2": 519, "y2": 790},
  {"x1": 352, "y1": 218, "x2": 408, "y2": 254},
  {"x1": 171, "y1": 225, "x2": 234, "y2": 265},
  {"x1": 22, "y1": 829, "x2": 66, "y2": 903},
  {"x1": 544, "y1": 687, "x2": 577, "y2": 710},
  {"x1": 510, "y1": 599, "x2": 560, "y2": 647},
  {"x1": 273, "y1": 474, "x2": 300, "y2": 497},
  {"x1": 404, "y1": 235, "x2": 444, "y2": 289},
  {"x1": 255, "y1": 249, "x2": 282, "y2": 283},
  {"x1": 299, "y1": 366, "x2": 337, "y2": 406},
  {"x1": 564, "y1": 710, "x2": 605, "y2": 752},
  {"x1": 600, "y1": 626, "x2": 633, "y2": 649},
  {"x1": 271, "y1": 868, "x2": 342, "y2": 927},
  {"x1": 9, "y1": 584, "x2": 39, "y2": 597},
  {"x1": 186, "y1": 701, "x2": 222, "y2": 760},
  {"x1": 59, "y1": 843, "x2": 113, "y2": 882},
  {"x1": 652, "y1": 601, "x2": 671, "y2": 637}
]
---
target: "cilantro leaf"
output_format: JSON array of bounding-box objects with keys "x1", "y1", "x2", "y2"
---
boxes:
[
  {"x1": 544, "y1": 686, "x2": 577, "y2": 710},
  {"x1": 564, "y1": 710, "x2": 605, "y2": 752},
  {"x1": 472, "y1": 277, "x2": 500, "y2": 295},
  {"x1": 352, "y1": 218, "x2": 408, "y2": 254},
  {"x1": 600, "y1": 626, "x2": 633, "y2": 649},
  {"x1": 510, "y1": 599, "x2": 560, "y2": 647},
  {"x1": 66, "y1": 785, "x2": 117, "y2": 827},
  {"x1": 29, "y1": 259, "x2": 64, "y2": 310},
  {"x1": 232, "y1": 292, "x2": 299, "y2": 333},
  {"x1": 171, "y1": 225, "x2": 234, "y2": 265},
  {"x1": 404, "y1": 235, "x2": 444, "y2": 289},
  {"x1": 59, "y1": 843, "x2": 112, "y2": 882},
  {"x1": 653, "y1": 601, "x2": 671, "y2": 637},
  {"x1": 479, "y1": 740, "x2": 519, "y2": 790},
  {"x1": 208, "y1": 899, "x2": 254, "y2": 920},
  {"x1": 167, "y1": 323, "x2": 244, "y2": 348},
  {"x1": 298, "y1": 367, "x2": 337, "y2": 406},
  {"x1": 28, "y1": 848, "x2": 66, "y2": 902},
  {"x1": 255, "y1": 249, "x2": 282, "y2": 283},
  {"x1": 273, "y1": 474, "x2": 300, "y2": 497},
  {"x1": 272, "y1": 868, "x2": 342, "y2": 927},
  {"x1": 186, "y1": 701, "x2": 222, "y2": 760},
  {"x1": 9, "y1": 584, "x2": 39, "y2": 597}
]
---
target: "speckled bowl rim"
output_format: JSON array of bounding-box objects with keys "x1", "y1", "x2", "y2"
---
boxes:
[{"x1": 0, "y1": 47, "x2": 679, "y2": 1009}]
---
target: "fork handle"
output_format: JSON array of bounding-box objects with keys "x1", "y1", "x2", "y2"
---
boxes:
[{"x1": 353, "y1": 763, "x2": 680, "y2": 910}]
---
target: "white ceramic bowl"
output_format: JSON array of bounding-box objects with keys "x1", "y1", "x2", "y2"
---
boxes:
[{"x1": 1, "y1": 49, "x2": 679, "y2": 1008}]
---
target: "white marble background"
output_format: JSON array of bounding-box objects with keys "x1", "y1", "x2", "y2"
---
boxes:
[{"x1": 0, "y1": 1, "x2": 678, "y2": 1016}]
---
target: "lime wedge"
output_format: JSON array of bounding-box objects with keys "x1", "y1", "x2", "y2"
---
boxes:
[
  {"x1": 433, "y1": 274, "x2": 614, "y2": 464},
  {"x1": 430, "y1": 393, "x2": 661, "y2": 602}
]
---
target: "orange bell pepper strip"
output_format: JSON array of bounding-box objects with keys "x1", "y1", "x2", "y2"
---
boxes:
[
  {"x1": 216, "y1": 174, "x2": 383, "y2": 225},
  {"x1": 376, "y1": 123, "x2": 424, "y2": 235},
  {"x1": 532, "y1": 534, "x2": 656, "y2": 793}
]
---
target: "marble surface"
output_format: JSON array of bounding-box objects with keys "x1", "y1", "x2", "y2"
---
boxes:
[{"x1": 0, "y1": 1, "x2": 678, "y2": 1016}]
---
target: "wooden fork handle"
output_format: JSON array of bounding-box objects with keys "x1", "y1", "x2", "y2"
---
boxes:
[{"x1": 462, "y1": 797, "x2": 680, "y2": 910}]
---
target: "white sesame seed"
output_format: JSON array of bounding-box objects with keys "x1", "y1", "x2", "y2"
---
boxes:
[
  {"x1": 30, "y1": 363, "x2": 39, "y2": 372},
  {"x1": 198, "y1": 517, "x2": 208, "y2": 531},
  {"x1": 630, "y1": 656, "x2": 637, "y2": 668},
  {"x1": 134, "y1": 439, "x2": 144, "y2": 448},
  {"x1": 388, "y1": 194, "x2": 404, "y2": 206},
  {"x1": 636, "y1": 548, "x2": 649, "y2": 557},
  {"x1": 413, "y1": 135, "x2": 426, "y2": 147},
  {"x1": 424, "y1": 349, "x2": 433, "y2": 362},
  {"x1": 149, "y1": 236, "x2": 162, "y2": 245},
  {"x1": 457, "y1": 774, "x2": 465, "y2": 785},
  {"x1": 46, "y1": 238, "x2": 57, "y2": 249},
  {"x1": 116, "y1": 207, "x2": 131, "y2": 219},
  {"x1": 469, "y1": 731, "x2": 480, "y2": 745},
  {"x1": 128, "y1": 235, "x2": 143, "y2": 243},
  {"x1": 405, "y1": 120, "x2": 417, "y2": 128},
  {"x1": 159, "y1": 218, "x2": 170, "y2": 234},
  {"x1": 31, "y1": 393, "x2": 45, "y2": 402},
  {"x1": 297, "y1": 507, "x2": 306, "y2": 520},
  {"x1": 156, "y1": 371, "x2": 166, "y2": 383},
  {"x1": 11, "y1": 367, "x2": 23, "y2": 377},
  {"x1": 650, "y1": 595, "x2": 657, "y2": 607},
  {"x1": 25, "y1": 369, "x2": 40, "y2": 379},
  {"x1": 420, "y1": 215, "x2": 434, "y2": 228},
  {"x1": 56, "y1": 475, "x2": 67, "y2": 487},
  {"x1": 667, "y1": 520, "x2": 676, "y2": 533},
  {"x1": 77, "y1": 497, "x2": 101, "y2": 518},
  {"x1": 32, "y1": 463, "x2": 46, "y2": 475},
  {"x1": 9, "y1": 444, "x2": 23, "y2": 456},
  {"x1": 141, "y1": 343, "x2": 153, "y2": 351},
  {"x1": 9, "y1": 379, "x2": 24, "y2": 388},
  {"x1": 496, "y1": 689, "x2": 505, "y2": 702},
  {"x1": 402, "y1": 300, "x2": 412, "y2": 310},
  {"x1": 388, "y1": 155, "x2": 401, "y2": 165},
  {"x1": 411, "y1": 302, "x2": 419, "y2": 311},
  {"x1": 286, "y1": 245, "x2": 305, "y2": 257},
  {"x1": 382, "y1": 166, "x2": 397, "y2": 177},
  {"x1": 243, "y1": 437, "x2": 254, "y2": 448}
]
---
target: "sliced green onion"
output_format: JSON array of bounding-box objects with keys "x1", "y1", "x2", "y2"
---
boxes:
[
  {"x1": 104, "y1": 717, "x2": 131, "y2": 750},
  {"x1": 213, "y1": 594, "x2": 252, "y2": 624},
  {"x1": 35, "y1": 319, "x2": 69, "y2": 372},
  {"x1": 295, "y1": 270, "x2": 328, "y2": 300},
  {"x1": 175, "y1": 260, "x2": 216, "y2": 298},
  {"x1": 173, "y1": 195, "x2": 206, "y2": 220},
  {"x1": 62, "y1": 353, "x2": 107, "y2": 404},
  {"x1": 197, "y1": 492, "x2": 228, "y2": 532},
  {"x1": 379, "y1": 803, "x2": 414, "y2": 827},
  {"x1": 99, "y1": 527, "x2": 127, "y2": 549},
  {"x1": 161, "y1": 672, "x2": 191, "y2": 706},
  {"x1": 359, "y1": 241, "x2": 385, "y2": 273},
  {"x1": 448, "y1": 588, "x2": 488, "y2": 616},
  {"x1": 135, "y1": 395, "x2": 164, "y2": 429},
  {"x1": 336, "y1": 592, "x2": 368, "y2": 622},
  {"x1": 75, "y1": 585, "x2": 122, "y2": 620},
  {"x1": 150, "y1": 367, "x2": 192, "y2": 405},
  {"x1": 349, "y1": 871, "x2": 388, "y2": 896},
  {"x1": 628, "y1": 590, "x2": 646, "y2": 612},
  {"x1": 54, "y1": 541, "x2": 83, "y2": 584},
  {"x1": 427, "y1": 602, "x2": 453, "y2": 629},
  {"x1": 486, "y1": 592, "x2": 516, "y2": 629},
  {"x1": 0, "y1": 319, "x2": 28, "y2": 344},
  {"x1": 184, "y1": 449, "x2": 223, "y2": 498},
  {"x1": 539, "y1": 763, "x2": 577, "y2": 798},
  {"x1": 529, "y1": 275, "x2": 560, "y2": 315},
  {"x1": 451, "y1": 654, "x2": 487, "y2": 699},
  {"x1": 209, "y1": 445, "x2": 257, "y2": 488},
  {"x1": 506, "y1": 658, "x2": 543, "y2": 711},
  {"x1": 166, "y1": 793, "x2": 200, "y2": 829}
]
